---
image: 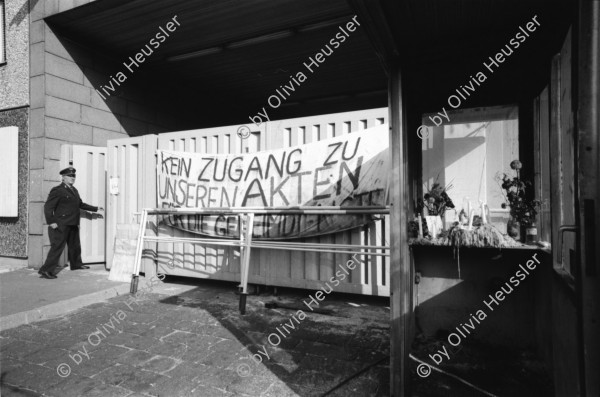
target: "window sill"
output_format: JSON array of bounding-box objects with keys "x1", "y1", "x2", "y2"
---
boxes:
[{"x1": 409, "y1": 237, "x2": 547, "y2": 250}]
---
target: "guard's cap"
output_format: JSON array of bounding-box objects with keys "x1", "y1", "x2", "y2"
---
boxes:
[{"x1": 59, "y1": 167, "x2": 77, "y2": 176}]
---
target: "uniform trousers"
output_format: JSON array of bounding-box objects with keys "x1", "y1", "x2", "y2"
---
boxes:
[{"x1": 39, "y1": 225, "x2": 83, "y2": 274}]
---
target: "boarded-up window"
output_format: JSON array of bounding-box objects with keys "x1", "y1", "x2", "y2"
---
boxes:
[{"x1": 0, "y1": 126, "x2": 18, "y2": 216}]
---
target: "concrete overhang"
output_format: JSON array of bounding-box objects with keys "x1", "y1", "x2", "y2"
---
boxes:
[
  {"x1": 45, "y1": 0, "x2": 574, "y2": 128},
  {"x1": 46, "y1": 0, "x2": 388, "y2": 128},
  {"x1": 353, "y1": 0, "x2": 574, "y2": 112}
]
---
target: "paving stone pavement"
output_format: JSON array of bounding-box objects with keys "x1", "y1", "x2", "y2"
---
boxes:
[{"x1": 0, "y1": 279, "x2": 390, "y2": 397}]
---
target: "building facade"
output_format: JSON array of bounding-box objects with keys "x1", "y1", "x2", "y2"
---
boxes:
[{"x1": 0, "y1": 0, "x2": 194, "y2": 267}]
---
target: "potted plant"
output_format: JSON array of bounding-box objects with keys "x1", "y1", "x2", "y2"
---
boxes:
[{"x1": 499, "y1": 160, "x2": 541, "y2": 243}]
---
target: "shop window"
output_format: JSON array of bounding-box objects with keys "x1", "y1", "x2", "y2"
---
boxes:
[{"x1": 421, "y1": 105, "x2": 519, "y2": 233}]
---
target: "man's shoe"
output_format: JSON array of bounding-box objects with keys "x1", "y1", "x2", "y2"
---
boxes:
[
  {"x1": 38, "y1": 271, "x2": 57, "y2": 279},
  {"x1": 71, "y1": 265, "x2": 90, "y2": 270}
]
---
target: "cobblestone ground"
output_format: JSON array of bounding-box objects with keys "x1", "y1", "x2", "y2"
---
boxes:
[{"x1": 0, "y1": 280, "x2": 390, "y2": 397}]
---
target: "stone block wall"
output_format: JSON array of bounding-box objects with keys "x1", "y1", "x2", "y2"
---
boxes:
[
  {"x1": 0, "y1": 0, "x2": 194, "y2": 265},
  {"x1": 27, "y1": 1, "x2": 188, "y2": 267}
]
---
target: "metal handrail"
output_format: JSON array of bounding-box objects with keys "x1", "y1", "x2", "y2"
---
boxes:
[{"x1": 130, "y1": 206, "x2": 391, "y2": 313}]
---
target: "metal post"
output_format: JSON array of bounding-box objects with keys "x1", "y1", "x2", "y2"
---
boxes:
[
  {"x1": 239, "y1": 213, "x2": 254, "y2": 314},
  {"x1": 130, "y1": 208, "x2": 148, "y2": 295},
  {"x1": 577, "y1": 1, "x2": 600, "y2": 394},
  {"x1": 389, "y1": 61, "x2": 412, "y2": 397}
]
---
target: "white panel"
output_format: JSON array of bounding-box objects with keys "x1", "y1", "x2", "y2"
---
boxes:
[
  {"x1": 71, "y1": 145, "x2": 107, "y2": 263},
  {"x1": 284, "y1": 128, "x2": 291, "y2": 147},
  {"x1": 0, "y1": 126, "x2": 18, "y2": 216},
  {"x1": 313, "y1": 124, "x2": 321, "y2": 140},
  {"x1": 106, "y1": 135, "x2": 152, "y2": 269},
  {"x1": 298, "y1": 126, "x2": 306, "y2": 144},
  {"x1": 443, "y1": 123, "x2": 487, "y2": 224},
  {"x1": 250, "y1": 132, "x2": 260, "y2": 152},
  {"x1": 421, "y1": 108, "x2": 518, "y2": 230},
  {"x1": 212, "y1": 136, "x2": 219, "y2": 154},
  {"x1": 343, "y1": 121, "x2": 351, "y2": 135},
  {"x1": 223, "y1": 135, "x2": 230, "y2": 154}
]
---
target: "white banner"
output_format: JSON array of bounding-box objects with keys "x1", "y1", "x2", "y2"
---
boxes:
[{"x1": 157, "y1": 124, "x2": 388, "y2": 239}]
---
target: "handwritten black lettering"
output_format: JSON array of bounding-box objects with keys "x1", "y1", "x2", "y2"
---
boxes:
[
  {"x1": 342, "y1": 137, "x2": 361, "y2": 160},
  {"x1": 214, "y1": 215, "x2": 227, "y2": 236},
  {"x1": 313, "y1": 165, "x2": 332, "y2": 201},
  {"x1": 265, "y1": 152, "x2": 286, "y2": 178},
  {"x1": 185, "y1": 182, "x2": 196, "y2": 207},
  {"x1": 290, "y1": 171, "x2": 312, "y2": 204},
  {"x1": 160, "y1": 152, "x2": 171, "y2": 174},
  {"x1": 195, "y1": 185, "x2": 207, "y2": 207},
  {"x1": 207, "y1": 187, "x2": 219, "y2": 206},
  {"x1": 241, "y1": 179, "x2": 268, "y2": 206},
  {"x1": 220, "y1": 186, "x2": 238, "y2": 207},
  {"x1": 323, "y1": 142, "x2": 342, "y2": 166},
  {"x1": 244, "y1": 157, "x2": 264, "y2": 181},
  {"x1": 336, "y1": 156, "x2": 363, "y2": 194},
  {"x1": 212, "y1": 158, "x2": 228, "y2": 182},
  {"x1": 286, "y1": 148, "x2": 302, "y2": 174},
  {"x1": 176, "y1": 179, "x2": 187, "y2": 206},
  {"x1": 229, "y1": 157, "x2": 243, "y2": 182},
  {"x1": 270, "y1": 176, "x2": 290, "y2": 206},
  {"x1": 198, "y1": 157, "x2": 215, "y2": 182},
  {"x1": 180, "y1": 157, "x2": 191, "y2": 178}
]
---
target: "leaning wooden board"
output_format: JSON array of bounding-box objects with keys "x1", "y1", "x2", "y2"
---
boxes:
[{"x1": 109, "y1": 224, "x2": 139, "y2": 282}]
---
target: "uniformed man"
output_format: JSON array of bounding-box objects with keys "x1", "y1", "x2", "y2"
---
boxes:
[{"x1": 37, "y1": 167, "x2": 104, "y2": 279}]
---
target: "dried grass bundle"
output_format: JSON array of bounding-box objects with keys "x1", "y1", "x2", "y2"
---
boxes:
[
  {"x1": 411, "y1": 224, "x2": 519, "y2": 249},
  {"x1": 441, "y1": 224, "x2": 519, "y2": 248}
]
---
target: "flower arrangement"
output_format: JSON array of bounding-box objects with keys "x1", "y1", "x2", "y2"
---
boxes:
[
  {"x1": 498, "y1": 160, "x2": 541, "y2": 226},
  {"x1": 423, "y1": 182, "x2": 455, "y2": 216}
]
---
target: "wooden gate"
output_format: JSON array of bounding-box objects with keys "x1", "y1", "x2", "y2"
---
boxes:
[
  {"x1": 60, "y1": 145, "x2": 107, "y2": 263},
  {"x1": 106, "y1": 135, "x2": 157, "y2": 270},
  {"x1": 108, "y1": 108, "x2": 390, "y2": 296}
]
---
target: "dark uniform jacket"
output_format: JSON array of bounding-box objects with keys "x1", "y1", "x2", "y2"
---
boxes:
[{"x1": 44, "y1": 183, "x2": 98, "y2": 228}]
